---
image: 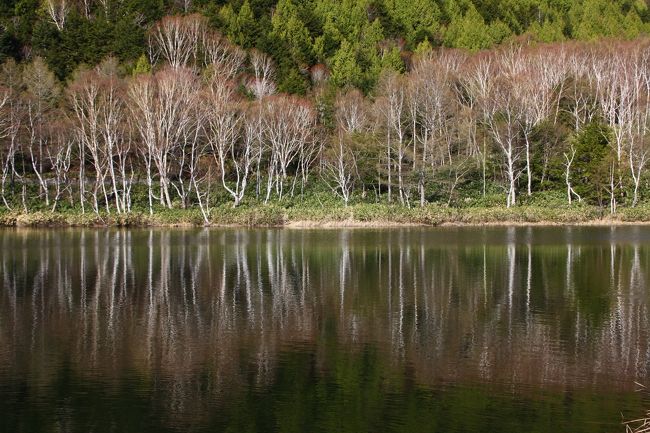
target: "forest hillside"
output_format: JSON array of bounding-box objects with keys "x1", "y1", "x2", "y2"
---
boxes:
[{"x1": 1, "y1": 1, "x2": 650, "y2": 226}]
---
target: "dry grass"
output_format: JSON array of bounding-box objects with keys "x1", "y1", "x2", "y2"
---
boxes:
[
  {"x1": 1, "y1": 201, "x2": 650, "y2": 228},
  {"x1": 624, "y1": 383, "x2": 650, "y2": 433},
  {"x1": 624, "y1": 411, "x2": 650, "y2": 433}
]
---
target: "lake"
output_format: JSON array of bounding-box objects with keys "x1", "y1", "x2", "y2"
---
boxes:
[{"x1": 0, "y1": 227, "x2": 649, "y2": 433}]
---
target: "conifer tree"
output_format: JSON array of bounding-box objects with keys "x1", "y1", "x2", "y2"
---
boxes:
[{"x1": 330, "y1": 39, "x2": 363, "y2": 89}]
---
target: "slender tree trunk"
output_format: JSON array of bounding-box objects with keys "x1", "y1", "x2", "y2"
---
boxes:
[{"x1": 524, "y1": 133, "x2": 532, "y2": 196}]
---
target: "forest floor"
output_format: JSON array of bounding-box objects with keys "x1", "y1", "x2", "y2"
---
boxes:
[{"x1": 2, "y1": 201, "x2": 650, "y2": 228}]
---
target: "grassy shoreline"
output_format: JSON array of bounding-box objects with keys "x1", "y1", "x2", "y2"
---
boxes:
[{"x1": 3, "y1": 202, "x2": 650, "y2": 228}]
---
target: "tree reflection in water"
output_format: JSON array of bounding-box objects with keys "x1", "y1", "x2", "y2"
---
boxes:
[{"x1": 0, "y1": 227, "x2": 649, "y2": 432}]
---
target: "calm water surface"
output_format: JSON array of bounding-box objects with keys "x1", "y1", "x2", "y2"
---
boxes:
[{"x1": 0, "y1": 227, "x2": 649, "y2": 433}]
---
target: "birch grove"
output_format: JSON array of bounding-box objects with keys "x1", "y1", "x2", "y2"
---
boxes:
[{"x1": 2, "y1": 20, "x2": 650, "y2": 217}]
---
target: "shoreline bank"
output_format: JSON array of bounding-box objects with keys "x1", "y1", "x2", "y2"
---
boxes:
[
  {"x1": 285, "y1": 219, "x2": 650, "y2": 228},
  {"x1": 2, "y1": 204, "x2": 650, "y2": 228}
]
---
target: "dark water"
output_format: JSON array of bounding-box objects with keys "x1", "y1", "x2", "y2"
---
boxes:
[{"x1": 0, "y1": 227, "x2": 649, "y2": 433}]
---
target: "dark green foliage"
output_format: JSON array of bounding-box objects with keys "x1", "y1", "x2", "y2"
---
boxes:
[
  {"x1": 219, "y1": 0, "x2": 258, "y2": 48},
  {"x1": 1, "y1": 0, "x2": 648, "y2": 89},
  {"x1": 277, "y1": 67, "x2": 310, "y2": 94},
  {"x1": 329, "y1": 40, "x2": 363, "y2": 89},
  {"x1": 540, "y1": 122, "x2": 614, "y2": 207},
  {"x1": 570, "y1": 122, "x2": 614, "y2": 206},
  {"x1": 0, "y1": 29, "x2": 20, "y2": 62},
  {"x1": 444, "y1": 4, "x2": 493, "y2": 50}
]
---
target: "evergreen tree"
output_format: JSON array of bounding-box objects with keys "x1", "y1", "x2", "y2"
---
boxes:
[
  {"x1": 487, "y1": 18, "x2": 512, "y2": 44},
  {"x1": 236, "y1": 1, "x2": 257, "y2": 48},
  {"x1": 1, "y1": 0, "x2": 650, "y2": 89},
  {"x1": 529, "y1": 18, "x2": 566, "y2": 42},
  {"x1": 444, "y1": 4, "x2": 494, "y2": 51},
  {"x1": 570, "y1": 122, "x2": 614, "y2": 206},
  {"x1": 218, "y1": 4, "x2": 238, "y2": 40},
  {"x1": 381, "y1": 46, "x2": 404, "y2": 73},
  {"x1": 329, "y1": 39, "x2": 363, "y2": 89},
  {"x1": 219, "y1": 1, "x2": 257, "y2": 48},
  {"x1": 278, "y1": 67, "x2": 309, "y2": 94},
  {"x1": 384, "y1": 0, "x2": 441, "y2": 46},
  {"x1": 414, "y1": 38, "x2": 433, "y2": 55},
  {"x1": 570, "y1": 0, "x2": 639, "y2": 40},
  {"x1": 132, "y1": 54, "x2": 151, "y2": 75},
  {"x1": 358, "y1": 19, "x2": 386, "y2": 91},
  {"x1": 271, "y1": 0, "x2": 313, "y2": 67}
]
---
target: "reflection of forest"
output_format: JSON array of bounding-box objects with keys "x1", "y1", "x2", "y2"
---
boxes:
[{"x1": 0, "y1": 228, "x2": 649, "y2": 427}]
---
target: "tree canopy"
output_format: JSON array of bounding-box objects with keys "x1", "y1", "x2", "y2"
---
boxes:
[{"x1": 2, "y1": 0, "x2": 649, "y2": 92}]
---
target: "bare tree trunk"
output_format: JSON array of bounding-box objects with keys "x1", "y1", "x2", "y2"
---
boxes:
[
  {"x1": 609, "y1": 162, "x2": 617, "y2": 215},
  {"x1": 563, "y1": 146, "x2": 581, "y2": 205},
  {"x1": 524, "y1": 132, "x2": 532, "y2": 196}
]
